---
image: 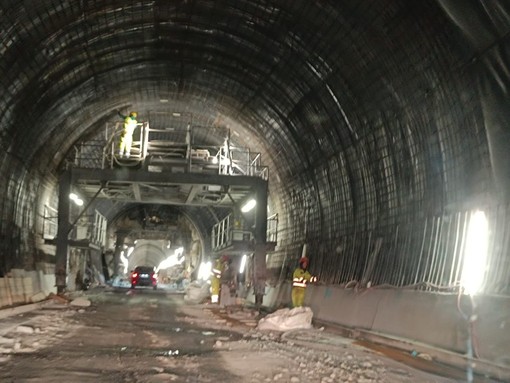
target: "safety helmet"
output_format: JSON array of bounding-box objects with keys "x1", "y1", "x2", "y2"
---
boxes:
[
  {"x1": 129, "y1": 112, "x2": 137, "y2": 118},
  {"x1": 220, "y1": 255, "x2": 229, "y2": 262},
  {"x1": 299, "y1": 257, "x2": 309, "y2": 267}
]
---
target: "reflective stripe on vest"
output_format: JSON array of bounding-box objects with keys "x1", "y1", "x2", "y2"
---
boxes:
[{"x1": 212, "y1": 268, "x2": 221, "y2": 277}]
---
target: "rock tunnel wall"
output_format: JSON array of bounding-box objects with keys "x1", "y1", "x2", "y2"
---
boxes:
[
  {"x1": 0, "y1": 153, "x2": 59, "y2": 276},
  {"x1": 0, "y1": 2, "x2": 509, "y2": 308},
  {"x1": 265, "y1": 1, "x2": 510, "y2": 296}
]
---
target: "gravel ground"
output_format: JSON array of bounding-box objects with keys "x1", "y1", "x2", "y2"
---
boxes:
[{"x1": 0, "y1": 289, "x2": 463, "y2": 382}]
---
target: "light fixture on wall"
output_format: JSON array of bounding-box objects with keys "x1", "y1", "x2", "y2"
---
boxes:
[
  {"x1": 69, "y1": 192, "x2": 84, "y2": 206},
  {"x1": 241, "y1": 198, "x2": 256, "y2": 213},
  {"x1": 239, "y1": 254, "x2": 247, "y2": 273},
  {"x1": 460, "y1": 210, "x2": 488, "y2": 295}
]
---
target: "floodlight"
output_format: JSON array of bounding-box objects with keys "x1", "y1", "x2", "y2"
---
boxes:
[
  {"x1": 241, "y1": 199, "x2": 256, "y2": 213},
  {"x1": 239, "y1": 254, "x2": 247, "y2": 273},
  {"x1": 460, "y1": 211, "x2": 488, "y2": 295},
  {"x1": 198, "y1": 261, "x2": 212, "y2": 281}
]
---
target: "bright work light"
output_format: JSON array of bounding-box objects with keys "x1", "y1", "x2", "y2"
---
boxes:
[
  {"x1": 239, "y1": 254, "x2": 247, "y2": 273},
  {"x1": 120, "y1": 250, "x2": 129, "y2": 274},
  {"x1": 69, "y1": 192, "x2": 83, "y2": 206},
  {"x1": 241, "y1": 199, "x2": 256, "y2": 213},
  {"x1": 460, "y1": 211, "x2": 488, "y2": 295},
  {"x1": 156, "y1": 247, "x2": 184, "y2": 272},
  {"x1": 198, "y1": 261, "x2": 212, "y2": 281}
]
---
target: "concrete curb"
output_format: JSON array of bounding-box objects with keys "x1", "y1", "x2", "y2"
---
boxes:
[
  {"x1": 315, "y1": 319, "x2": 510, "y2": 383},
  {"x1": 0, "y1": 300, "x2": 52, "y2": 320}
]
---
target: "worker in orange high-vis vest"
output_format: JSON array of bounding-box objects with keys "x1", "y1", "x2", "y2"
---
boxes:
[{"x1": 291, "y1": 257, "x2": 317, "y2": 307}]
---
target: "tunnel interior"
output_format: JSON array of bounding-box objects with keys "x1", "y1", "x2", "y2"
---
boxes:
[{"x1": 1, "y1": 0, "x2": 510, "y2": 369}]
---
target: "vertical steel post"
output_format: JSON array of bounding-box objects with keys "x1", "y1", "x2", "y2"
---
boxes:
[
  {"x1": 55, "y1": 170, "x2": 72, "y2": 294},
  {"x1": 252, "y1": 180, "x2": 268, "y2": 306}
]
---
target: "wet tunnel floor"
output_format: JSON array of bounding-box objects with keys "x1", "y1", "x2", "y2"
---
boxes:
[
  {"x1": 0, "y1": 289, "x2": 244, "y2": 382},
  {"x1": 0, "y1": 288, "x2": 493, "y2": 382}
]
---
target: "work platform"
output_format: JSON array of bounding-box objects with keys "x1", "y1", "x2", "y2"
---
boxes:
[
  {"x1": 72, "y1": 121, "x2": 268, "y2": 209},
  {"x1": 55, "y1": 118, "x2": 277, "y2": 262}
]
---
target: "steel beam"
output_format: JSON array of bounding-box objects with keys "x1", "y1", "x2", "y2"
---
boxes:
[
  {"x1": 186, "y1": 185, "x2": 200, "y2": 204},
  {"x1": 55, "y1": 171, "x2": 72, "y2": 293},
  {"x1": 71, "y1": 168, "x2": 266, "y2": 189},
  {"x1": 252, "y1": 181, "x2": 269, "y2": 306},
  {"x1": 132, "y1": 183, "x2": 142, "y2": 201},
  {"x1": 66, "y1": 167, "x2": 271, "y2": 304}
]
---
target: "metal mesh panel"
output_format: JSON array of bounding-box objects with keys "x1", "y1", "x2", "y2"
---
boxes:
[{"x1": 0, "y1": 1, "x2": 509, "y2": 298}]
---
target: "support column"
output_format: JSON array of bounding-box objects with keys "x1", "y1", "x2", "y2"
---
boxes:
[
  {"x1": 55, "y1": 170, "x2": 72, "y2": 294},
  {"x1": 253, "y1": 244, "x2": 266, "y2": 307},
  {"x1": 252, "y1": 181, "x2": 268, "y2": 306}
]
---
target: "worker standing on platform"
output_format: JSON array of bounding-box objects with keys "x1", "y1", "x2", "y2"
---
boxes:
[
  {"x1": 210, "y1": 256, "x2": 227, "y2": 303},
  {"x1": 292, "y1": 257, "x2": 316, "y2": 307},
  {"x1": 117, "y1": 110, "x2": 138, "y2": 158}
]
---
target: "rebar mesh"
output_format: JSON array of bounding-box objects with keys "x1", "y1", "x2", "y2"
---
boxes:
[{"x1": 0, "y1": 0, "x2": 509, "y2": 296}]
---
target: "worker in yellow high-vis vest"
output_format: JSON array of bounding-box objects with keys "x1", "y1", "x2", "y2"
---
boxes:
[
  {"x1": 210, "y1": 255, "x2": 228, "y2": 303},
  {"x1": 118, "y1": 111, "x2": 138, "y2": 158},
  {"x1": 291, "y1": 257, "x2": 317, "y2": 307}
]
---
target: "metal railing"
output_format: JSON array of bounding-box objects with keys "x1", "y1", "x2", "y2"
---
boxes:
[
  {"x1": 71, "y1": 122, "x2": 269, "y2": 181},
  {"x1": 44, "y1": 205, "x2": 107, "y2": 248},
  {"x1": 91, "y1": 210, "x2": 107, "y2": 247},
  {"x1": 212, "y1": 214, "x2": 232, "y2": 250},
  {"x1": 103, "y1": 122, "x2": 147, "y2": 168},
  {"x1": 68, "y1": 209, "x2": 107, "y2": 248},
  {"x1": 211, "y1": 212, "x2": 278, "y2": 251},
  {"x1": 43, "y1": 205, "x2": 58, "y2": 240}
]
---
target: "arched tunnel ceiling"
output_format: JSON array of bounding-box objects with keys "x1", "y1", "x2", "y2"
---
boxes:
[
  {"x1": 2, "y1": 1, "x2": 510, "y2": 290},
  {"x1": 1, "y1": 0, "x2": 478, "y2": 177}
]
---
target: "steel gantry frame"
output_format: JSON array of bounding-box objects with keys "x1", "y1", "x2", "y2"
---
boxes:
[{"x1": 55, "y1": 167, "x2": 270, "y2": 300}]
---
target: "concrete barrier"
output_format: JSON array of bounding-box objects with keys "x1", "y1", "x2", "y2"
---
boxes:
[
  {"x1": 0, "y1": 271, "x2": 56, "y2": 308},
  {"x1": 256, "y1": 282, "x2": 510, "y2": 369}
]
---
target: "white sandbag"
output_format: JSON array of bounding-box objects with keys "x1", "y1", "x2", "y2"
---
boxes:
[
  {"x1": 257, "y1": 307, "x2": 313, "y2": 332},
  {"x1": 184, "y1": 281, "x2": 210, "y2": 303}
]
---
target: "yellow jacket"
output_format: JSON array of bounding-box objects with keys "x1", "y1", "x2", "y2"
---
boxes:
[{"x1": 292, "y1": 267, "x2": 312, "y2": 288}]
